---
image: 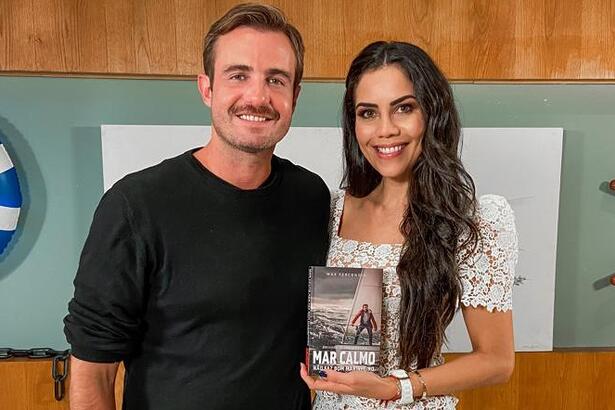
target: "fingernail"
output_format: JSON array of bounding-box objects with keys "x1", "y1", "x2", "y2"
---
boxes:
[{"x1": 318, "y1": 370, "x2": 328, "y2": 378}]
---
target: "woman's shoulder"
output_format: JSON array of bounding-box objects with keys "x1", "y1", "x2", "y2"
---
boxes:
[
  {"x1": 327, "y1": 189, "x2": 346, "y2": 236},
  {"x1": 330, "y1": 189, "x2": 345, "y2": 202},
  {"x1": 329, "y1": 189, "x2": 347, "y2": 211},
  {"x1": 477, "y1": 193, "x2": 512, "y2": 212},
  {"x1": 475, "y1": 194, "x2": 516, "y2": 230}
]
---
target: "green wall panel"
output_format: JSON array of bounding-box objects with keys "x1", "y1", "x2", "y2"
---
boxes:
[{"x1": 0, "y1": 77, "x2": 613, "y2": 349}]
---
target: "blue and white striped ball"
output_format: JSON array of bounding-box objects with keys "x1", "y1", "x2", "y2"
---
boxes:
[{"x1": 0, "y1": 138, "x2": 22, "y2": 255}]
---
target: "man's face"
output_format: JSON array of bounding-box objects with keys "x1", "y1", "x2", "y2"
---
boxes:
[
  {"x1": 198, "y1": 27, "x2": 299, "y2": 154},
  {"x1": 362, "y1": 304, "x2": 369, "y2": 311}
]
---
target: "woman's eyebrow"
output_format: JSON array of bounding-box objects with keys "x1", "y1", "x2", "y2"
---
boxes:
[
  {"x1": 390, "y1": 94, "x2": 417, "y2": 106},
  {"x1": 356, "y1": 94, "x2": 417, "y2": 109}
]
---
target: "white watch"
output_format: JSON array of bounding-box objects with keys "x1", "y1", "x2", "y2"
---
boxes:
[{"x1": 389, "y1": 369, "x2": 414, "y2": 404}]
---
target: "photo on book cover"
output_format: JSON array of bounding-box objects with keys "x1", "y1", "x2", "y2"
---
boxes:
[{"x1": 307, "y1": 266, "x2": 383, "y2": 374}]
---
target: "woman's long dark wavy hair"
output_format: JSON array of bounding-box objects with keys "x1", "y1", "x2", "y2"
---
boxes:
[{"x1": 341, "y1": 41, "x2": 480, "y2": 370}]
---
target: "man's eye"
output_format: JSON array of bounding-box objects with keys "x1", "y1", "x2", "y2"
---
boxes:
[
  {"x1": 230, "y1": 74, "x2": 246, "y2": 81},
  {"x1": 268, "y1": 78, "x2": 284, "y2": 86}
]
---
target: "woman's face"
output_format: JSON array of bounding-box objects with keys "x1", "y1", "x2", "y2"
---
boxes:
[{"x1": 353, "y1": 64, "x2": 425, "y2": 183}]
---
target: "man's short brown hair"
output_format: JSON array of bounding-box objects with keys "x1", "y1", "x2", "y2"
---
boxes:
[{"x1": 203, "y1": 3, "x2": 304, "y2": 90}]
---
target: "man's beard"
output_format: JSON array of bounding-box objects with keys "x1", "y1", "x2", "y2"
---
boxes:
[
  {"x1": 214, "y1": 103, "x2": 285, "y2": 154},
  {"x1": 213, "y1": 123, "x2": 276, "y2": 154}
]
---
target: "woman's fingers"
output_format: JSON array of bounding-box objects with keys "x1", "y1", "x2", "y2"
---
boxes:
[
  {"x1": 299, "y1": 363, "x2": 316, "y2": 388},
  {"x1": 315, "y1": 368, "x2": 352, "y2": 384},
  {"x1": 299, "y1": 363, "x2": 356, "y2": 394}
]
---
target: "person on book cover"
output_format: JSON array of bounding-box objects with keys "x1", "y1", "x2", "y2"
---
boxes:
[
  {"x1": 351, "y1": 304, "x2": 378, "y2": 345},
  {"x1": 300, "y1": 41, "x2": 518, "y2": 409},
  {"x1": 63, "y1": 4, "x2": 329, "y2": 410}
]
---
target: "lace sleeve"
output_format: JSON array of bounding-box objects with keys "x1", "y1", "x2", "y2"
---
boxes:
[{"x1": 458, "y1": 194, "x2": 518, "y2": 312}]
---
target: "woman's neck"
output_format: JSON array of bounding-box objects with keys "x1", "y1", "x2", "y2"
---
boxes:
[{"x1": 367, "y1": 177, "x2": 410, "y2": 211}]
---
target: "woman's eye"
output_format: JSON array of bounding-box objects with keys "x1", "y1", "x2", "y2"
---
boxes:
[
  {"x1": 358, "y1": 109, "x2": 376, "y2": 119},
  {"x1": 397, "y1": 104, "x2": 413, "y2": 113}
]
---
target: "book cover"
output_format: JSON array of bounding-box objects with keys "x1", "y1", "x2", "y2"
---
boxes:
[{"x1": 307, "y1": 266, "x2": 383, "y2": 375}]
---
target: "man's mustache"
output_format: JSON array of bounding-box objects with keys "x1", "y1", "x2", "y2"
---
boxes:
[{"x1": 230, "y1": 104, "x2": 280, "y2": 120}]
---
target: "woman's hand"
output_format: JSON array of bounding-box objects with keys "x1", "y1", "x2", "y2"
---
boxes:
[{"x1": 299, "y1": 363, "x2": 398, "y2": 401}]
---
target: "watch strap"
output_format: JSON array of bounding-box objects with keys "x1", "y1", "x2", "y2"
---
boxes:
[{"x1": 388, "y1": 369, "x2": 414, "y2": 404}]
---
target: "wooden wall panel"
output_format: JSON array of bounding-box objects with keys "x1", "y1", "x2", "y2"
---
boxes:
[
  {"x1": 0, "y1": 0, "x2": 35, "y2": 71},
  {"x1": 175, "y1": 0, "x2": 208, "y2": 75},
  {"x1": 514, "y1": 0, "x2": 615, "y2": 80},
  {"x1": 0, "y1": 359, "x2": 70, "y2": 410},
  {"x1": 1, "y1": 0, "x2": 614, "y2": 80},
  {"x1": 77, "y1": 0, "x2": 109, "y2": 73},
  {"x1": 133, "y1": 0, "x2": 177, "y2": 73},
  {"x1": 103, "y1": 0, "x2": 136, "y2": 73},
  {"x1": 2, "y1": 353, "x2": 615, "y2": 409},
  {"x1": 452, "y1": 352, "x2": 615, "y2": 410}
]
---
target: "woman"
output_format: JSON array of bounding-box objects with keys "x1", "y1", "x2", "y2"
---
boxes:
[{"x1": 300, "y1": 41, "x2": 518, "y2": 409}]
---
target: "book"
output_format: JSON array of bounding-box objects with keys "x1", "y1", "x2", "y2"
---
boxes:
[{"x1": 307, "y1": 266, "x2": 383, "y2": 375}]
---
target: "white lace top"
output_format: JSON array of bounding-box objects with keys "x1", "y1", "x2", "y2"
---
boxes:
[{"x1": 313, "y1": 190, "x2": 518, "y2": 410}]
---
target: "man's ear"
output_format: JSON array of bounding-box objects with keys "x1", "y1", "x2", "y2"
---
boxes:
[
  {"x1": 292, "y1": 84, "x2": 302, "y2": 112},
  {"x1": 197, "y1": 73, "x2": 213, "y2": 107}
]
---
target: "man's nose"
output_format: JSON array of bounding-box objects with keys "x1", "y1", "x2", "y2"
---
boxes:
[{"x1": 243, "y1": 79, "x2": 269, "y2": 105}]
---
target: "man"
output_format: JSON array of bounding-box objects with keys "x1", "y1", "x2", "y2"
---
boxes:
[
  {"x1": 64, "y1": 4, "x2": 329, "y2": 410},
  {"x1": 351, "y1": 304, "x2": 378, "y2": 346}
]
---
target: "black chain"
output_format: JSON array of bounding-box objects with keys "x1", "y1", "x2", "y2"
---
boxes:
[
  {"x1": 52, "y1": 351, "x2": 70, "y2": 401},
  {"x1": 1, "y1": 347, "x2": 71, "y2": 401}
]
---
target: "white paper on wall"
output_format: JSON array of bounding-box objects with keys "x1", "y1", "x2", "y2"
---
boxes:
[{"x1": 101, "y1": 125, "x2": 562, "y2": 352}]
